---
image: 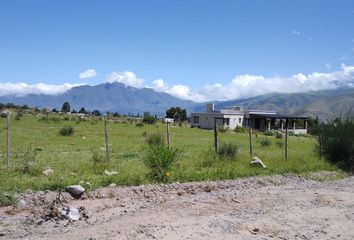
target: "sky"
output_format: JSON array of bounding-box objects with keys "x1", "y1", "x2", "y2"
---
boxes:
[{"x1": 0, "y1": 0, "x2": 354, "y2": 102}]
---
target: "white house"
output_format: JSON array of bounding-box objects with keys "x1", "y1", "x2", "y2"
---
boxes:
[
  {"x1": 191, "y1": 103, "x2": 244, "y2": 129},
  {"x1": 191, "y1": 104, "x2": 309, "y2": 134}
]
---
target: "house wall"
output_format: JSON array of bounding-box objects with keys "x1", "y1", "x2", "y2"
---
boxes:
[{"x1": 191, "y1": 112, "x2": 244, "y2": 130}]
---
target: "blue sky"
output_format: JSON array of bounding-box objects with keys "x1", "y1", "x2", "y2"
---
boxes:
[{"x1": 0, "y1": 0, "x2": 354, "y2": 101}]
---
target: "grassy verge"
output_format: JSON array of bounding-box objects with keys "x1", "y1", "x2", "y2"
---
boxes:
[{"x1": 0, "y1": 114, "x2": 337, "y2": 193}]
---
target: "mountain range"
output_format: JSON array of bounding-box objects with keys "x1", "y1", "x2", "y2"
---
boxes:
[{"x1": 0, "y1": 82, "x2": 353, "y2": 120}]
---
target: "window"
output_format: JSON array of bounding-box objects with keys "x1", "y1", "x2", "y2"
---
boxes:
[
  {"x1": 239, "y1": 118, "x2": 242, "y2": 124},
  {"x1": 193, "y1": 116, "x2": 199, "y2": 123}
]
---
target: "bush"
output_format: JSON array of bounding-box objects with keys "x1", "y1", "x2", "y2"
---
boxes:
[
  {"x1": 218, "y1": 142, "x2": 240, "y2": 160},
  {"x1": 59, "y1": 126, "x2": 74, "y2": 136},
  {"x1": 275, "y1": 141, "x2": 284, "y2": 148},
  {"x1": 260, "y1": 138, "x2": 272, "y2": 147},
  {"x1": 234, "y1": 126, "x2": 247, "y2": 133},
  {"x1": 143, "y1": 145, "x2": 180, "y2": 182},
  {"x1": 218, "y1": 126, "x2": 229, "y2": 133},
  {"x1": 275, "y1": 132, "x2": 283, "y2": 138},
  {"x1": 143, "y1": 112, "x2": 157, "y2": 125},
  {"x1": 136, "y1": 122, "x2": 144, "y2": 127},
  {"x1": 17, "y1": 145, "x2": 39, "y2": 174},
  {"x1": 145, "y1": 132, "x2": 164, "y2": 146},
  {"x1": 263, "y1": 130, "x2": 275, "y2": 136},
  {"x1": 0, "y1": 193, "x2": 16, "y2": 207},
  {"x1": 318, "y1": 120, "x2": 354, "y2": 171}
]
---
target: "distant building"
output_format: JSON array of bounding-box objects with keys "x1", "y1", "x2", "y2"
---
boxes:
[
  {"x1": 191, "y1": 103, "x2": 244, "y2": 130},
  {"x1": 191, "y1": 104, "x2": 308, "y2": 134}
]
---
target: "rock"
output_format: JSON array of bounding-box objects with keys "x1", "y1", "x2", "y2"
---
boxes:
[
  {"x1": 17, "y1": 199, "x2": 28, "y2": 208},
  {"x1": 42, "y1": 168, "x2": 54, "y2": 176},
  {"x1": 58, "y1": 206, "x2": 80, "y2": 221},
  {"x1": 67, "y1": 207, "x2": 80, "y2": 221},
  {"x1": 109, "y1": 183, "x2": 117, "y2": 187},
  {"x1": 66, "y1": 185, "x2": 85, "y2": 199},
  {"x1": 104, "y1": 170, "x2": 118, "y2": 176},
  {"x1": 250, "y1": 156, "x2": 266, "y2": 168}
]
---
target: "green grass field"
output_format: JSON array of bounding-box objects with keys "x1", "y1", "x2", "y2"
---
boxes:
[{"x1": 0, "y1": 113, "x2": 337, "y2": 193}]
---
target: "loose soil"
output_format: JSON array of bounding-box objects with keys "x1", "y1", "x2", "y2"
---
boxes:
[{"x1": 1, "y1": 172, "x2": 353, "y2": 240}]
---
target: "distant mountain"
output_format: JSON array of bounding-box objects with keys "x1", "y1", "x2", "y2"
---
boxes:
[
  {"x1": 207, "y1": 88, "x2": 354, "y2": 121},
  {"x1": 0, "y1": 82, "x2": 353, "y2": 120},
  {"x1": 0, "y1": 82, "x2": 199, "y2": 116}
]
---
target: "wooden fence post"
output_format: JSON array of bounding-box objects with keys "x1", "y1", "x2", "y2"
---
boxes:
[
  {"x1": 249, "y1": 126, "x2": 253, "y2": 155},
  {"x1": 166, "y1": 122, "x2": 171, "y2": 149},
  {"x1": 285, "y1": 119, "x2": 288, "y2": 160},
  {"x1": 214, "y1": 118, "x2": 218, "y2": 153},
  {"x1": 104, "y1": 117, "x2": 110, "y2": 162},
  {"x1": 6, "y1": 113, "x2": 10, "y2": 169}
]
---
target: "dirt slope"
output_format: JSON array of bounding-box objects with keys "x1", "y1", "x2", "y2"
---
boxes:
[{"x1": 1, "y1": 173, "x2": 353, "y2": 240}]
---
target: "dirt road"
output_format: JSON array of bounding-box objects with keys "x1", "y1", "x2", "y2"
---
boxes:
[{"x1": 1, "y1": 173, "x2": 353, "y2": 239}]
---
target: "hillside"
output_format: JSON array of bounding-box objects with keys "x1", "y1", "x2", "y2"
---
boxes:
[
  {"x1": 208, "y1": 88, "x2": 354, "y2": 120},
  {"x1": 0, "y1": 82, "x2": 199, "y2": 116}
]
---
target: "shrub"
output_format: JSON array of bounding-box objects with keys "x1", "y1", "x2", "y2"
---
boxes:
[
  {"x1": 318, "y1": 120, "x2": 354, "y2": 171},
  {"x1": 59, "y1": 126, "x2": 74, "y2": 136},
  {"x1": 263, "y1": 130, "x2": 275, "y2": 136},
  {"x1": 275, "y1": 132, "x2": 283, "y2": 138},
  {"x1": 91, "y1": 151, "x2": 105, "y2": 164},
  {"x1": 234, "y1": 126, "x2": 247, "y2": 133},
  {"x1": 136, "y1": 122, "x2": 144, "y2": 127},
  {"x1": 143, "y1": 145, "x2": 180, "y2": 182},
  {"x1": 218, "y1": 126, "x2": 229, "y2": 133},
  {"x1": 199, "y1": 149, "x2": 217, "y2": 167},
  {"x1": 275, "y1": 141, "x2": 284, "y2": 148},
  {"x1": 17, "y1": 145, "x2": 39, "y2": 174},
  {"x1": 143, "y1": 112, "x2": 157, "y2": 125},
  {"x1": 145, "y1": 132, "x2": 164, "y2": 146},
  {"x1": 260, "y1": 138, "x2": 272, "y2": 147},
  {"x1": 217, "y1": 142, "x2": 240, "y2": 160},
  {"x1": 0, "y1": 193, "x2": 16, "y2": 207}
]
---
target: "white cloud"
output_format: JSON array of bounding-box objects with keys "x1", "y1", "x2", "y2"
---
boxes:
[
  {"x1": 291, "y1": 30, "x2": 301, "y2": 36},
  {"x1": 151, "y1": 64, "x2": 354, "y2": 102},
  {"x1": 105, "y1": 71, "x2": 144, "y2": 88},
  {"x1": 0, "y1": 82, "x2": 81, "y2": 97},
  {"x1": 79, "y1": 69, "x2": 97, "y2": 79},
  {"x1": 325, "y1": 63, "x2": 331, "y2": 69}
]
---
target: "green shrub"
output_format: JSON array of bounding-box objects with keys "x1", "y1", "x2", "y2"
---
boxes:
[
  {"x1": 199, "y1": 149, "x2": 217, "y2": 167},
  {"x1": 260, "y1": 138, "x2": 272, "y2": 147},
  {"x1": 318, "y1": 120, "x2": 354, "y2": 171},
  {"x1": 145, "y1": 132, "x2": 164, "y2": 146},
  {"x1": 17, "y1": 145, "x2": 39, "y2": 174},
  {"x1": 143, "y1": 145, "x2": 180, "y2": 182},
  {"x1": 234, "y1": 126, "x2": 247, "y2": 133},
  {"x1": 142, "y1": 112, "x2": 157, "y2": 125},
  {"x1": 0, "y1": 193, "x2": 16, "y2": 207},
  {"x1": 275, "y1": 141, "x2": 284, "y2": 148},
  {"x1": 59, "y1": 126, "x2": 74, "y2": 136},
  {"x1": 136, "y1": 122, "x2": 144, "y2": 127},
  {"x1": 218, "y1": 126, "x2": 228, "y2": 133},
  {"x1": 275, "y1": 132, "x2": 283, "y2": 138},
  {"x1": 218, "y1": 142, "x2": 240, "y2": 160},
  {"x1": 263, "y1": 130, "x2": 275, "y2": 136}
]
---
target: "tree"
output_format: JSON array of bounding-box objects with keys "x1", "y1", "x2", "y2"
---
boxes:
[
  {"x1": 61, "y1": 101, "x2": 71, "y2": 113},
  {"x1": 78, "y1": 107, "x2": 87, "y2": 114},
  {"x1": 92, "y1": 110, "x2": 102, "y2": 116},
  {"x1": 143, "y1": 112, "x2": 157, "y2": 124},
  {"x1": 166, "y1": 107, "x2": 187, "y2": 122}
]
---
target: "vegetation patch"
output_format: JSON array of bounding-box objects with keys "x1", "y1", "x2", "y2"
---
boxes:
[{"x1": 59, "y1": 126, "x2": 74, "y2": 136}]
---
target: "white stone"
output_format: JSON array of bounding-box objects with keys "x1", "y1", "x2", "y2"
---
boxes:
[
  {"x1": 250, "y1": 156, "x2": 266, "y2": 168},
  {"x1": 42, "y1": 168, "x2": 54, "y2": 176}
]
